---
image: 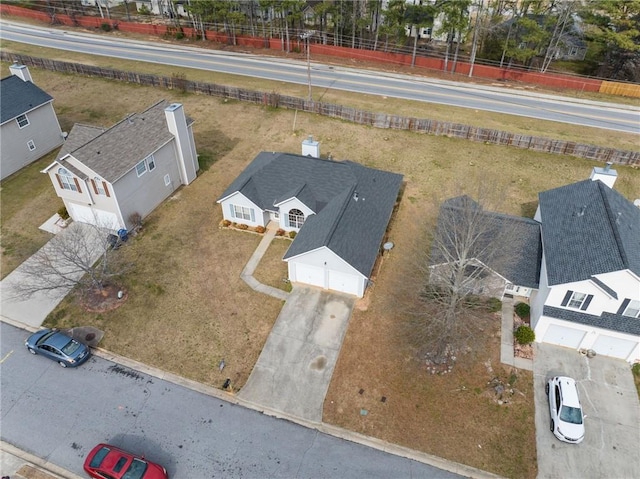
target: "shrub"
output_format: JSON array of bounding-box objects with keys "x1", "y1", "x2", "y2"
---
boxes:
[
  {"x1": 57, "y1": 206, "x2": 69, "y2": 220},
  {"x1": 222, "y1": 220, "x2": 231, "y2": 227},
  {"x1": 514, "y1": 325, "x2": 535, "y2": 345},
  {"x1": 100, "y1": 22, "x2": 112, "y2": 32},
  {"x1": 632, "y1": 363, "x2": 640, "y2": 377},
  {"x1": 276, "y1": 229, "x2": 285, "y2": 236},
  {"x1": 289, "y1": 231, "x2": 297, "y2": 239},
  {"x1": 514, "y1": 302, "x2": 530, "y2": 319},
  {"x1": 237, "y1": 223, "x2": 248, "y2": 230},
  {"x1": 129, "y1": 212, "x2": 142, "y2": 230},
  {"x1": 487, "y1": 297, "x2": 502, "y2": 313},
  {"x1": 255, "y1": 225, "x2": 266, "y2": 234}
]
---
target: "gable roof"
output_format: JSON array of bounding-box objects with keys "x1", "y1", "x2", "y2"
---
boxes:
[
  {"x1": 55, "y1": 100, "x2": 192, "y2": 183},
  {"x1": 432, "y1": 196, "x2": 542, "y2": 288},
  {"x1": 218, "y1": 153, "x2": 403, "y2": 277},
  {"x1": 0, "y1": 75, "x2": 53, "y2": 125},
  {"x1": 538, "y1": 179, "x2": 640, "y2": 286}
]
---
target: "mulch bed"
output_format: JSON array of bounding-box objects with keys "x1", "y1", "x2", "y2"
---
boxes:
[{"x1": 80, "y1": 284, "x2": 128, "y2": 313}]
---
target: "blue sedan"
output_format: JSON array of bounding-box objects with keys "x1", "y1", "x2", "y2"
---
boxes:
[{"x1": 25, "y1": 329, "x2": 91, "y2": 368}]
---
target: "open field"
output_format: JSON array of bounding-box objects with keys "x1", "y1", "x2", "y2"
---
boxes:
[{"x1": 1, "y1": 55, "x2": 640, "y2": 478}]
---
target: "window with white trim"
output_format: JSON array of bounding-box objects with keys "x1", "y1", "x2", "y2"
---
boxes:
[
  {"x1": 567, "y1": 292, "x2": 587, "y2": 309},
  {"x1": 146, "y1": 154, "x2": 156, "y2": 171},
  {"x1": 288, "y1": 209, "x2": 305, "y2": 229},
  {"x1": 27, "y1": 140, "x2": 36, "y2": 151},
  {"x1": 135, "y1": 159, "x2": 147, "y2": 177},
  {"x1": 16, "y1": 114, "x2": 29, "y2": 128},
  {"x1": 58, "y1": 168, "x2": 78, "y2": 192},
  {"x1": 94, "y1": 177, "x2": 106, "y2": 195},
  {"x1": 164, "y1": 174, "x2": 171, "y2": 186},
  {"x1": 233, "y1": 205, "x2": 252, "y2": 221},
  {"x1": 623, "y1": 300, "x2": 640, "y2": 318}
]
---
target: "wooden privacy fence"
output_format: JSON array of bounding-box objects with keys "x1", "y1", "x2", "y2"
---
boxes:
[{"x1": 3, "y1": 52, "x2": 638, "y2": 166}]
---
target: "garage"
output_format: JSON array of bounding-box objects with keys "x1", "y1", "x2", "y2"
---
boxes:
[
  {"x1": 293, "y1": 264, "x2": 325, "y2": 289},
  {"x1": 67, "y1": 203, "x2": 119, "y2": 230},
  {"x1": 328, "y1": 270, "x2": 361, "y2": 296},
  {"x1": 591, "y1": 335, "x2": 638, "y2": 360},
  {"x1": 543, "y1": 324, "x2": 587, "y2": 349}
]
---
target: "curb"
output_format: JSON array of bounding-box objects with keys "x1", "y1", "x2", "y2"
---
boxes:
[{"x1": 0, "y1": 441, "x2": 83, "y2": 479}]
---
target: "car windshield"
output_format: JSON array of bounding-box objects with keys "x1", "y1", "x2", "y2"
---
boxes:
[
  {"x1": 35, "y1": 331, "x2": 56, "y2": 346},
  {"x1": 89, "y1": 447, "x2": 111, "y2": 468},
  {"x1": 560, "y1": 405, "x2": 583, "y2": 424},
  {"x1": 61, "y1": 339, "x2": 81, "y2": 355},
  {"x1": 122, "y1": 458, "x2": 148, "y2": 479}
]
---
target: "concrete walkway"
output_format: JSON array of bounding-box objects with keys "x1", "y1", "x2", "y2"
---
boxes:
[
  {"x1": 499, "y1": 297, "x2": 533, "y2": 371},
  {"x1": 0, "y1": 222, "x2": 104, "y2": 328}
]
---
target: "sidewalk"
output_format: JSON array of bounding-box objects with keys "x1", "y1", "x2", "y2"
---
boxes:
[
  {"x1": 1, "y1": 441, "x2": 82, "y2": 479},
  {"x1": 499, "y1": 297, "x2": 533, "y2": 371}
]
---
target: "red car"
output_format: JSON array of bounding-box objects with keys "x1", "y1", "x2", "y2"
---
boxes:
[{"x1": 84, "y1": 443, "x2": 168, "y2": 479}]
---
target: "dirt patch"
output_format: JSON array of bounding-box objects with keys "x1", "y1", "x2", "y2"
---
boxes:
[{"x1": 79, "y1": 284, "x2": 128, "y2": 313}]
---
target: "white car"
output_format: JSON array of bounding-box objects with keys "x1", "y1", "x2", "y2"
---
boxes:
[{"x1": 546, "y1": 376, "x2": 585, "y2": 444}]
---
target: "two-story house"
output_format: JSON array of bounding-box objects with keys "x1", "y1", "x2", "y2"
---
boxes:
[
  {"x1": 530, "y1": 165, "x2": 640, "y2": 363},
  {"x1": 42, "y1": 100, "x2": 198, "y2": 231},
  {"x1": 1, "y1": 64, "x2": 64, "y2": 180}
]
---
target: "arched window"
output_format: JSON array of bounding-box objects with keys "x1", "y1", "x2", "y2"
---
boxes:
[
  {"x1": 288, "y1": 209, "x2": 305, "y2": 229},
  {"x1": 57, "y1": 168, "x2": 78, "y2": 192}
]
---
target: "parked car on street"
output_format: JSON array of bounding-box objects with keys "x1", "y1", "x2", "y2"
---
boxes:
[
  {"x1": 84, "y1": 443, "x2": 168, "y2": 479},
  {"x1": 25, "y1": 328, "x2": 90, "y2": 368},
  {"x1": 546, "y1": 376, "x2": 585, "y2": 444}
]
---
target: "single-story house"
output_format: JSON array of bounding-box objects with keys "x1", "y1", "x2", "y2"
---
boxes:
[
  {"x1": 430, "y1": 195, "x2": 541, "y2": 299},
  {"x1": 42, "y1": 100, "x2": 198, "y2": 231},
  {"x1": 217, "y1": 138, "x2": 403, "y2": 297},
  {"x1": 1, "y1": 64, "x2": 64, "y2": 180},
  {"x1": 530, "y1": 165, "x2": 640, "y2": 363}
]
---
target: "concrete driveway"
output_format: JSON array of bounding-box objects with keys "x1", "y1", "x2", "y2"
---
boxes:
[
  {"x1": 238, "y1": 287, "x2": 355, "y2": 423},
  {"x1": 533, "y1": 343, "x2": 640, "y2": 478}
]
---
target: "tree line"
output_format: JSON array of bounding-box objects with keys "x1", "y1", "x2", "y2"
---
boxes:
[{"x1": 26, "y1": 0, "x2": 640, "y2": 81}]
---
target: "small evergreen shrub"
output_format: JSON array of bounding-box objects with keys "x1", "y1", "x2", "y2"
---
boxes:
[
  {"x1": 289, "y1": 231, "x2": 297, "y2": 239},
  {"x1": 514, "y1": 325, "x2": 535, "y2": 345},
  {"x1": 487, "y1": 297, "x2": 502, "y2": 313},
  {"x1": 57, "y1": 206, "x2": 69, "y2": 220},
  {"x1": 100, "y1": 22, "x2": 112, "y2": 32},
  {"x1": 514, "y1": 302, "x2": 530, "y2": 319}
]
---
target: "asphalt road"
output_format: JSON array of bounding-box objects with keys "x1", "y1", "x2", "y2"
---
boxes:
[
  {"x1": 0, "y1": 322, "x2": 465, "y2": 479},
  {"x1": 1, "y1": 20, "x2": 639, "y2": 134}
]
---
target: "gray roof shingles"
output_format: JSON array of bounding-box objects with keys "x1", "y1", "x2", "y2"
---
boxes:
[
  {"x1": 544, "y1": 306, "x2": 640, "y2": 336},
  {"x1": 539, "y1": 179, "x2": 640, "y2": 285},
  {"x1": 1, "y1": 75, "x2": 53, "y2": 124},
  {"x1": 218, "y1": 153, "x2": 403, "y2": 277},
  {"x1": 61, "y1": 100, "x2": 192, "y2": 183}
]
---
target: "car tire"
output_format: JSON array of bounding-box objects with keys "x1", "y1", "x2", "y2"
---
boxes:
[
  {"x1": 58, "y1": 361, "x2": 68, "y2": 368},
  {"x1": 545, "y1": 383, "x2": 549, "y2": 395},
  {"x1": 550, "y1": 419, "x2": 554, "y2": 432},
  {"x1": 28, "y1": 347, "x2": 36, "y2": 355}
]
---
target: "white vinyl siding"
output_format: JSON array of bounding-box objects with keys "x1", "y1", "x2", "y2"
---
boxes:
[
  {"x1": 27, "y1": 140, "x2": 36, "y2": 151},
  {"x1": 230, "y1": 204, "x2": 255, "y2": 222}
]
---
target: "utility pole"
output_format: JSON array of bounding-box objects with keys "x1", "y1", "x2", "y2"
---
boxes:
[
  {"x1": 468, "y1": 0, "x2": 483, "y2": 78},
  {"x1": 300, "y1": 30, "x2": 315, "y2": 102}
]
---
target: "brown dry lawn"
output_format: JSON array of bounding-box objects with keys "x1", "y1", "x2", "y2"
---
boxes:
[{"x1": 1, "y1": 46, "x2": 640, "y2": 478}]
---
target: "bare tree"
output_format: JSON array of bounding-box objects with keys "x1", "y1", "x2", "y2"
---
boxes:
[
  {"x1": 398, "y1": 183, "x2": 534, "y2": 365},
  {"x1": 7, "y1": 221, "x2": 132, "y2": 301}
]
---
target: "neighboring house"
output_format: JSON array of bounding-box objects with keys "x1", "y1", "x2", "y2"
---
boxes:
[
  {"x1": 217, "y1": 138, "x2": 403, "y2": 297},
  {"x1": 530, "y1": 165, "x2": 640, "y2": 363},
  {"x1": 1, "y1": 64, "x2": 64, "y2": 180},
  {"x1": 430, "y1": 195, "x2": 541, "y2": 299},
  {"x1": 42, "y1": 100, "x2": 198, "y2": 231}
]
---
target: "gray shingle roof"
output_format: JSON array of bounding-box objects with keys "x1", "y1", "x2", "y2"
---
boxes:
[
  {"x1": 538, "y1": 179, "x2": 640, "y2": 285},
  {"x1": 432, "y1": 197, "x2": 542, "y2": 288},
  {"x1": 0, "y1": 75, "x2": 53, "y2": 124},
  {"x1": 543, "y1": 305, "x2": 640, "y2": 336},
  {"x1": 62, "y1": 100, "x2": 192, "y2": 182},
  {"x1": 218, "y1": 153, "x2": 403, "y2": 277}
]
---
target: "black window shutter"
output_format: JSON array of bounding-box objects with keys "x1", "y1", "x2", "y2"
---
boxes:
[
  {"x1": 561, "y1": 290, "x2": 573, "y2": 307},
  {"x1": 580, "y1": 295, "x2": 593, "y2": 311},
  {"x1": 617, "y1": 298, "x2": 631, "y2": 315}
]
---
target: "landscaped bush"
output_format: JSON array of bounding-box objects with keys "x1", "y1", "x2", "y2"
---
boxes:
[
  {"x1": 514, "y1": 302, "x2": 530, "y2": 319},
  {"x1": 222, "y1": 220, "x2": 231, "y2": 227},
  {"x1": 487, "y1": 297, "x2": 502, "y2": 313},
  {"x1": 276, "y1": 229, "x2": 285, "y2": 236},
  {"x1": 289, "y1": 231, "x2": 297, "y2": 239},
  {"x1": 514, "y1": 325, "x2": 535, "y2": 345},
  {"x1": 57, "y1": 206, "x2": 69, "y2": 220},
  {"x1": 632, "y1": 362, "x2": 640, "y2": 377},
  {"x1": 237, "y1": 223, "x2": 248, "y2": 230},
  {"x1": 255, "y1": 225, "x2": 266, "y2": 234}
]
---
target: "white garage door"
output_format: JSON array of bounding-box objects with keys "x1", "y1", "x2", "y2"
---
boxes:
[
  {"x1": 295, "y1": 264, "x2": 325, "y2": 288},
  {"x1": 328, "y1": 270, "x2": 361, "y2": 296},
  {"x1": 543, "y1": 324, "x2": 587, "y2": 349},
  {"x1": 591, "y1": 335, "x2": 638, "y2": 360},
  {"x1": 67, "y1": 203, "x2": 119, "y2": 230}
]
